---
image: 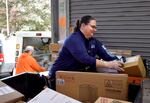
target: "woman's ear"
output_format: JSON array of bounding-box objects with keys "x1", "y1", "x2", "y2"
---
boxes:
[{"x1": 80, "y1": 23, "x2": 85, "y2": 28}]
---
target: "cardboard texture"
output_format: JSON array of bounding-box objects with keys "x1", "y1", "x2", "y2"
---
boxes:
[
  {"x1": 56, "y1": 71, "x2": 128, "y2": 103},
  {"x1": 109, "y1": 49, "x2": 132, "y2": 57},
  {"x1": 0, "y1": 81, "x2": 24, "y2": 103},
  {"x1": 123, "y1": 55, "x2": 146, "y2": 77},
  {"x1": 49, "y1": 43, "x2": 62, "y2": 52},
  {"x1": 49, "y1": 43, "x2": 62, "y2": 61},
  {"x1": 28, "y1": 88, "x2": 81, "y2": 103},
  {"x1": 51, "y1": 52, "x2": 59, "y2": 62},
  {"x1": 95, "y1": 97, "x2": 132, "y2": 103}
]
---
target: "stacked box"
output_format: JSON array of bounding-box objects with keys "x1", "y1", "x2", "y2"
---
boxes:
[
  {"x1": 95, "y1": 97, "x2": 132, "y2": 103},
  {"x1": 49, "y1": 43, "x2": 62, "y2": 62},
  {"x1": 123, "y1": 55, "x2": 146, "y2": 77},
  {"x1": 109, "y1": 49, "x2": 132, "y2": 57},
  {"x1": 49, "y1": 43, "x2": 62, "y2": 52}
]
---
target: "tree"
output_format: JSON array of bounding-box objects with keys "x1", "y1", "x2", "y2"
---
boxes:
[
  {"x1": 0, "y1": 0, "x2": 51, "y2": 33},
  {"x1": 0, "y1": 0, "x2": 7, "y2": 32}
]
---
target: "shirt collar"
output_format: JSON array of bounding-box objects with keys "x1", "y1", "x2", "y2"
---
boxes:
[{"x1": 78, "y1": 30, "x2": 93, "y2": 41}]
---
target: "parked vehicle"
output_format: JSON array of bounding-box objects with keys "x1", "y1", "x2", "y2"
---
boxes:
[
  {"x1": 0, "y1": 40, "x2": 4, "y2": 66},
  {"x1": 14, "y1": 31, "x2": 52, "y2": 74},
  {"x1": 0, "y1": 34, "x2": 16, "y2": 78}
]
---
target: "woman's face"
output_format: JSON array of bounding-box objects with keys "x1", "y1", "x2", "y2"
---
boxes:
[{"x1": 82, "y1": 20, "x2": 97, "y2": 39}]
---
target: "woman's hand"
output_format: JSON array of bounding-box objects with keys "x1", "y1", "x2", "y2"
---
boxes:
[
  {"x1": 107, "y1": 60, "x2": 124, "y2": 72},
  {"x1": 96, "y1": 59, "x2": 124, "y2": 72}
]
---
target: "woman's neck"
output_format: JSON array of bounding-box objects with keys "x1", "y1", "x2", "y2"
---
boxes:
[{"x1": 80, "y1": 29, "x2": 89, "y2": 39}]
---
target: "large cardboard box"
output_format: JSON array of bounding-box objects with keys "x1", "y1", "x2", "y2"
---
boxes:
[
  {"x1": 95, "y1": 97, "x2": 132, "y2": 103},
  {"x1": 123, "y1": 55, "x2": 146, "y2": 77},
  {"x1": 0, "y1": 81, "x2": 24, "y2": 103},
  {"x1": 28, "y1": 88, "x2": 81, "y2": 103},
  {"x1": 56, "y1": 71, "x2": 128, "y2": 103}
]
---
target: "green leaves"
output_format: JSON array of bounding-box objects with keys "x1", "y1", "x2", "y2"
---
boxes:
[{"x1": 0, "y1": 0, "x2": 51, "y2": 32}]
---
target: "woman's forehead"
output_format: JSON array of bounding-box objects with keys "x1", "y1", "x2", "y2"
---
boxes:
[{"x1": 89, "y1": 20, "x2": 96, "y2": 25}]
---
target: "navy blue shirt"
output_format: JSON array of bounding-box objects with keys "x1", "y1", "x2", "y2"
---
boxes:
[{"x1": 49, "y1": 31, "x2": 117, "y2": 79}]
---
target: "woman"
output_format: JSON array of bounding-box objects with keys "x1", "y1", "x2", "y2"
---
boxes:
[{"x1": 49, "y1": 15, "x2": 124, "y2": 90}]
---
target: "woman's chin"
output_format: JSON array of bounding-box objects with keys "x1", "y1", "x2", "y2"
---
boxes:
[{"x1": 90, "y1": 33, "x2": 94, "y2": 37}]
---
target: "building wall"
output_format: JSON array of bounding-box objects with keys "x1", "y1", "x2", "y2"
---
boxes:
[{"x1": 69, "y1": 0, "x2": 150, "y2": 62}]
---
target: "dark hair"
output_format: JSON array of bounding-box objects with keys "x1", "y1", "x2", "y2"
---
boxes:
[
  {"x1": 24, "y1": 50, "x2": 30, "y2": 53},
  {"x1": 73, "y1": 20, "x2": 80, "y2": 32},
  {"x1": 74, "y1": 15, "x2": 95, "y2": 32}
]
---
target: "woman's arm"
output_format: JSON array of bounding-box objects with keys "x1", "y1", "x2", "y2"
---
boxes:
[{"x1": 96, "y1": 59, "x2": 124, "y2": 72}]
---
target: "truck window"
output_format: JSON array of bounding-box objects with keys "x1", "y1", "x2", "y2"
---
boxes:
[{"x1": 22, "y1": 37, "x2": 51, "y2": 68}]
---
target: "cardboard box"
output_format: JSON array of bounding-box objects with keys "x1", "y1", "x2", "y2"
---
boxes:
[
  {"x1": 109, "y1": 49, "x2": 132, "y2": 57},
  {"x1": 0, "y1": 81, "x2": 24, "y2": 103},
  {"x1": 51, "y1": 52, "x2": 59, "y2": 62},
  {"x1": 95, "y1": 97, "x2": 132, "y2": 103},
  {"x1": 28, "y1": 88, "x2": 81, "y2": 103},
  {"x1": 123, "y1": 55, "x2": 146, "y2": 77},
  {"x1": 56, "y1": 71, "x2": 128, "y2": 103},
  {"x1": 49, "y1": 43, "x2": 62, "y2": 52}
]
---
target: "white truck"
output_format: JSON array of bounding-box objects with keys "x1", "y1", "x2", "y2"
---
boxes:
[
  {"x1": 0, "y1": 34, "x2": 16, "y2": 78},
  {"x1": 14, "y1": 31, "x2": 52, "y2": 73},
  {"x1": 0, "y1": 31, "x2": 52, "y2": 77}
]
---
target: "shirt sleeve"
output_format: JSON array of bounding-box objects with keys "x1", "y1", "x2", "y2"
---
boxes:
[
  {"x1": 65, "y1": 34, "x2": 96, "y2": 67},
  {"x1": 95, "y1": 39, "x2": 118, "y2": 61},
  {"x1": 29, "y1": 56, "x2": 45, "y2": 72}
]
